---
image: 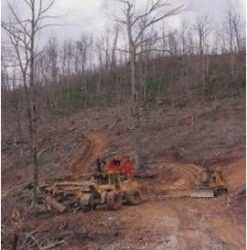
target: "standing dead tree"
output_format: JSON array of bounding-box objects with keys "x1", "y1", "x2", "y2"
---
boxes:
[
  {"x1": 114, "y1": 0, "x2": 183, "y2": 169},
  {"x1": 194, "y1": 16, "x2": 211, "y2": 93},
  {"x1": 2, "y1": 0, "x2": 57, "y2": 203}
]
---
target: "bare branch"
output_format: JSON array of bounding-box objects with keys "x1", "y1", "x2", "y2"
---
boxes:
[
  {"x1": 136, "y1": 33, "x2": 162, "y2": 48},
  {"x1": 2, "y1": 22, "x2": 28, "y2": 45},
  {"x1": 115, "y1": 48, "x2": 129, "y2": 53},
  {"x1": 6, "y1": 0, "x2": 31, "y2": 38},
  {"x1": 131, "y1": 0, "x2": 169, "y2": 27},
  {"x1": 23, "y1": 0, "x2": 32, "y2": 8},
  {"x1": 134, "y1": 4, "x2": 184, "y2": 43},
  {"x1": 34, "y1": 23, "x2": 70, "y2": 33},
  {"x1": 39, "y1": 0, "x2": 55, "y2": 15},
  {"x1": 136, "y1": 48, "x2": 172, "y2": 55}
]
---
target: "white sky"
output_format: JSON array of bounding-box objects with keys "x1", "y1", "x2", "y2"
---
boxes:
[
  {"x1": 46, "y1": 0, "x2": 246, "y2": 40},
  {"x1": 2, "y1": 0, "x2": 246, "y2": 44}
]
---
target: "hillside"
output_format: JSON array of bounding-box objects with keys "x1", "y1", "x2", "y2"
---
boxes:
[
  {"x1": 1, "y1": 1, "x2": 246, "y2": 247},
  {"x1": 2, "y1": 91, "x2": 245, "y2": 249}
]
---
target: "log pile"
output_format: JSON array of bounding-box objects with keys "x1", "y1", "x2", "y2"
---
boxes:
[{"x1": 39, "y1": 179, "x2": 95, "y2": 213}]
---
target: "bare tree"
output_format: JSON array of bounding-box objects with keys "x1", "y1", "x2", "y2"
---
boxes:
[
  {"x1": 194, "y1": 16, "x2": 211, "y2": 92},
  {"x1": 111, "y1": 24, "x2": 119, "y2": 70},
  {"x1": 231, "y1": 13, "x2": 242, "y2": 52},
  {"x1": 167, "y1": 30, "x2": 178, "y2": 56},
  {"x1": 114, "y1": 0, "x2": 183, "y2": 169},
  {"x1": 186, "y1": 28, "x2": 195, "y2": 55},
  {"x1": 11, "y1": 66, "x2": 24, "y2": 143},
  {"x1": 76, "y1": 34, "x2": 91, "y2": 108},
  {"x1": 47, "y1": 36, "x2": 59, "y2": 82},
  {"x1": 2, "y1": 0, "x2": 57, "y2": 203},
  {"x1": 194, "y1": 16, "x2": 211, "y2": 56},
  {"x1": 179, "y1": 18, "x2": 189, "y2": 55}
]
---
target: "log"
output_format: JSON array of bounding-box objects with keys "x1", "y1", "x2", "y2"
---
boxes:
[
  {"x1": 41, "y1": 240, "x2": 64, "y2": 250},
  {"x1": 45, "y1": 196, "x2": 66, "y2": 213},
  {"x1": 43, "y1": 186, "x2": 90, "y2": 194},
  {"x1": 54, "y1": 181, "x2": 93, "y2": 186}
]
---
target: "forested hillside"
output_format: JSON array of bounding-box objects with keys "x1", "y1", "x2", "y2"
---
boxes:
[{"x1": 2, "y1": 8, "x2": 246, "y2": 146}]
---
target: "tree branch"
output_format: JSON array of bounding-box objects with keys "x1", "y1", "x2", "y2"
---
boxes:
[
  {"x1": 134, "y1": 4, "x2": 184, "y2": 43},
  {"x1": 6, "y1": 0, "x2": 31, "y2": 38},
  {"x1": 136, "y1": 48, "x2": 172, "y2": 55}
]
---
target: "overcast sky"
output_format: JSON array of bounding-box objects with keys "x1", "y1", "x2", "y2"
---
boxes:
[
  {"x1": 2, "y1": 0, "x2": 246, "y2": 44},
  {"x1": 45, "y1": 0, "x2": 246, "y2": 40}
]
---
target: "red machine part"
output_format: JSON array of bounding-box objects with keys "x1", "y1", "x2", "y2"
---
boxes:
[{"x1": 106, "y1": 156, "x2": 134, "y2": 178}]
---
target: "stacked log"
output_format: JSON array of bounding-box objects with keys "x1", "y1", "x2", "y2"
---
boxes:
[{"x1": 39, "y1": 180, "x2": 95, "y2": 213}]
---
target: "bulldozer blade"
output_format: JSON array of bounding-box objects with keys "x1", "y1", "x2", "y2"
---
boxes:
[{"x1": 190, "y1": 189, "x2": 215, "y2": 198}]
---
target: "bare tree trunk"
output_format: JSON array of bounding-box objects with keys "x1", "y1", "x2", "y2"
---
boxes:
[
  {"x1": 115, "y1": 0, "x2": 183, "y2": 170},
  {"x1": 195, "y1": 17, "x2": 211, "y2": 96},
  {"x1": 84, "y1": 77, "x2": 88, "y2": 109},
  {"x1": 228, "y1": 11, "x2": 235, "y2": 97},
  {"x1": 2, "y1": 0, "x2": 56, "y2": 204},
  {"x1": 12, "y1": 77, "x2": 23, "y2": 143},
  {"x1": 22, "y1": 75, "x2": 33, "y2": 147},
  {"x1": 30, "y1": 1, "x2": 39, "y2": 203},
  {"x1": 129, "y1": 43, "x2": 142, "y2": 169}
]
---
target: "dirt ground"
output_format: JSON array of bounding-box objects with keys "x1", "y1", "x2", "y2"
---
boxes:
[
  {"x1": 2, "y1": 96, "x2": 246, "y2": 250},
  {"x1": 4, "y1": 147, "x2": 244, "y2": 250}
]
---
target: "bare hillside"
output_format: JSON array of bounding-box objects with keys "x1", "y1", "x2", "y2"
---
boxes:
[{"x1": 2, "y1": 94, "x2": 245, "y2": 250}]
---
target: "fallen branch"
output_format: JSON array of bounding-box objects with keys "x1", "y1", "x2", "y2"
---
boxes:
[
  {"x1": 2, "y1": 183, "x2": 30, "y2": 199},
  {"x1": 41, "y1": 240, "x2": 64, "y2": 250}
]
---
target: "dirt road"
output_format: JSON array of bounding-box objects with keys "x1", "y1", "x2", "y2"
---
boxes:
[
  {"x1": 71, "y1": 131, "x2": 106, "y2": 174},
  {"x1": 37, "y1": 192, "x2": 244, "y2": 249}
]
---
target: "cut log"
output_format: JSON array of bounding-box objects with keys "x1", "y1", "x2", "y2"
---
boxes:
[
  {"x1": 53, "y1": 181, "x2": 93, "y2": 186},
  {"x1": 45, "y1": 196, "x2": 66, "y2": 213}
]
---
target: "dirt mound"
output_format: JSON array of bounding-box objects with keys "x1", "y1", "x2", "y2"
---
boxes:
[
  {"x1": 140, "y1": 159, "x2": 202, "y2": 198},
  {"x1": 212, "y1": 156, "x2": 245, "y2": 192}
]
